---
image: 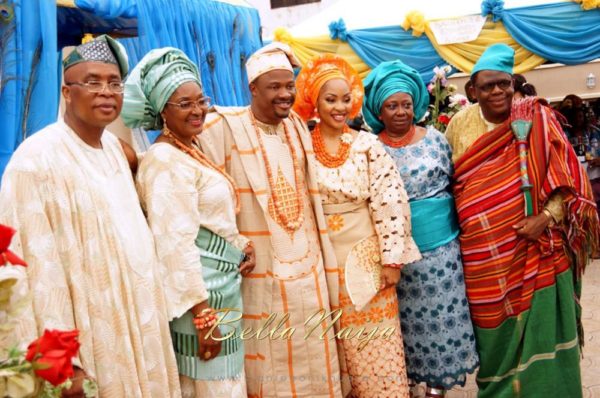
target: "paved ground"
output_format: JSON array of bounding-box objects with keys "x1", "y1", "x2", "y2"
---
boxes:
[{"x1": 410, "y1": 260, "x2": 600, "y2": 398}]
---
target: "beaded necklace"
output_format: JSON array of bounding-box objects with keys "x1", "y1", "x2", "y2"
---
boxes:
[
  {"x1": 378, "y1": 125, "x2": 416, "y2": 148},
  {"x1": 312, "y1": 123, "x2": 353, "y2": 168},
  {"x1": 249, "y1": 111, "x2": 305, "y2": 233},
  {"x1": 162, "y1": 128, "x2": 240, "y2": 214}
]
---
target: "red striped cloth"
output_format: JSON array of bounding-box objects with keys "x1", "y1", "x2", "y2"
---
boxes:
[{"x1": 453, "y1": 98, "x2": 599, "y2": 329}]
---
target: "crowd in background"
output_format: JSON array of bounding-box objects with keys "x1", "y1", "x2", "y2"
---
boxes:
[
  {"x1": 553, "y1": 93, "x2": 600, "y2": 213},
  {"x1": 557, "y1": 95, "x2": 600, "y2": 159}
]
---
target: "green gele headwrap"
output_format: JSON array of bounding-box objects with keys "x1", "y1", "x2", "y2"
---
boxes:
[
  {"x1": 121, "y1": 47, "x2": 202, "y2": 131},
  {"x1": 63, "y1": 34, "x2": 129, "y2": 78}
]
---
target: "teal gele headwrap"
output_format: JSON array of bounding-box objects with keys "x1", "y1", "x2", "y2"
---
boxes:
[{"x1": 363, "y1": 60, "x2": 429, "y2": 134}]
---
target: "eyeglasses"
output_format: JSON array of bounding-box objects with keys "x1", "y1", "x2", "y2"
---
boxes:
[
  {"x1": 65, "y1": 81, "x2": 124, "y2": 94},
  {"x1": 165, "y1": 97, "x2": 211, "y2": 111},
  {"x1": 475, "y1": 79, "x2": 513, "y2": 93}
]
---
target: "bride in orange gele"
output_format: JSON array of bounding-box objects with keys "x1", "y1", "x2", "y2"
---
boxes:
[{"x1": 294, "y1": 54, "x2": 421, "y2": 398}]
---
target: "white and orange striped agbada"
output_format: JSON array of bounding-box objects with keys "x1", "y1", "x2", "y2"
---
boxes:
[{"x1": 199, "y1": 106, "x2": 343, "y2": 397}]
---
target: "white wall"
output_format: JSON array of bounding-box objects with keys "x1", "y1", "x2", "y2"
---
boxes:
[{"x1": 245, "y1": 0, "x2": 338, "y2": 38}]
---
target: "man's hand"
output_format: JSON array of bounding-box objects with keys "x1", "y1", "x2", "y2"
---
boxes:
[
  {"x1": 198, "y1": 325, "x2": 222, "y2": 361},
  {"x1": 239, "y1": 244, "x2": 256, "y2": 277},
  {"x1": 588, "y1": 157, "x2": 600, "y2": 168},
  {"x1": 61, "y1": 367, "x2": 86, "y2": 398},
  {"x1": 512, "y1": 212, "x2": 551, "y2": 241},
  {"x1": 380, "y1": 266, "x2": 401, "y2": 290}
]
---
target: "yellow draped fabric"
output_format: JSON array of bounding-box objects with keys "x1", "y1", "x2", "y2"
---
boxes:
[
  {"x1": 273, "y1": 28, "x2": 371, "y2": 78},
  {"x1": 56, "y1": 0, "x2": 76, "y2": 7},
  {"x1": 274, "y1": 13, "x2": 547, "y2": 77},
  {"x1": 573, "y1": 0, "x2": 600, "y2": 10},
  {"x1": 401, "y1": 10, "x2": 427, "y2": 37},
  {"x1": 423, "y1": 19, "x2": 546, "y2": 74}
]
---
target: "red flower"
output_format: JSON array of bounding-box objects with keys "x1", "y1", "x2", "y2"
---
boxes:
[
  {"x1": 437, "y1": 114, "x2": 451, "y2": 125},
  {"x1": 0, "y1": 224, "x2": 26, "y2": 267},
  {"x1": 25, "y1": 329, "x2": 80, "y2": 386}
]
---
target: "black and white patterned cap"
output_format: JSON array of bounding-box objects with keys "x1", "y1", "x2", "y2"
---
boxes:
[
  {"x1": 63, "y1": 34, "x2": 129, "y2": 78},
  {"x1": 77, "y1": 40, "x2": 118, "y2": 65}
]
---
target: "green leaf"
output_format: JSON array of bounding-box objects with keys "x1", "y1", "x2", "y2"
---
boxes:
[
  {"x1": 39, "y1": 380, "x2": 65, "y2": 398},
  {"x1": 8, "y1": 346, "x2": 25, "y2": 359},
  {"x1": 83, "y1": 378, "x2": 99, "y2": 397}
]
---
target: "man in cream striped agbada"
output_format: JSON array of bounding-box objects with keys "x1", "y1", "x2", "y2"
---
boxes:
[{"x1": 198, "y1": 43, "x2": 343, "y2": 397}]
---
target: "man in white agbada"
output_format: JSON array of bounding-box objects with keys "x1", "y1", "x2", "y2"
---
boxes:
[
  {"x1": 199, "y1": 43, "x2": 342, "y2": 397},
  {"x1": 0, "y1": 35, "x2": 181, "y2": 397}
]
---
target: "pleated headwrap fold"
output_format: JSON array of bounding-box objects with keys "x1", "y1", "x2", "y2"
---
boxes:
[
  {"x1": 122, "y1": 47, "x2": 202, "y2": 130},
  {"x1": 362, "y1": 60, "x2": 429, "y2": 134},
  {"x1": 293, "y1": 54, "x2": 363, "y2": 121}
]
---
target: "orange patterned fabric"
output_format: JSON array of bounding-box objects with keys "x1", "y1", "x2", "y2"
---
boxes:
[
  {"x1": 266, "y1": 168, "x2": 303, "y2": 236},
  {"x1": 327, "y1": 214, "x2": 345, "y2": 232},
  {"x1": 338, "y1": 285, "x2": 409, "y2": 398},
  {"x1": 294, "y1": 54, "x2": 364, "y2": 121},
  {"x1": 324, "y1": 206, "x2": 410, "y2": 397}
]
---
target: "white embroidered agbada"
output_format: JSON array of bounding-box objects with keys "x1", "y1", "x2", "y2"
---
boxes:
[
  {"x1": 0, "y1": 120, "x2": 181, "y2": 397},
  {"x1": 136, "y1": 143, "x2": 248, "y2": 398}
]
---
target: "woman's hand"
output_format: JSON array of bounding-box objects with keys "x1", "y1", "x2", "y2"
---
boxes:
[
  {"x1": 197, "y1": 325, "x2": 222, "y2": 361},
  {"x1": 61, "y1": 367, "x2": 87, "y2": 398},
  {"x1": 239, "y1": 243, "x2": 256, "y2": 277},
  {"x1": 380, "y1": 266, "x2": 401, "y2": 290},
  {"x1": 191, "y1": 300, "x2": 222, "y2": 361}
]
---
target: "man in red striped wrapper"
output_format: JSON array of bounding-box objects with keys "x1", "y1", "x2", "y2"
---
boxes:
[{"x1": 445, "y1": 44, "x2": 599, "y2": 398}]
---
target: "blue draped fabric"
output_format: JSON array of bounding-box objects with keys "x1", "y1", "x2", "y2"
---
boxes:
[
  {"x1": 57, "y1": 6, "x2": 136, "y2": 48},
  {"x1": 495, "y1": 2, "x2": 600, "y2": 65},
  {"x1": 481, "y1": 0, "x2": 505, "y2": 22},
  {"x1": 328, "y1": 19, "x2": 446, "y2": 82},
  {"x1": 0, "y1": 0, "x2": 59, "y2": 178},
  {"x1": 75, "y1": 0, "x2": 137, "y2": 19},
  {"x1": 120, "y1": 0, "x2": 261, "y2": 107}
]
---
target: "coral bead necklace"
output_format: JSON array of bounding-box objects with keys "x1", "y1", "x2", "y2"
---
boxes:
[
  {"x1": 312, "y1": 123, "x2": 354, "y2": 168},
  {"x1": 378, "y1": 125, "x2": 416, "y2": 148},
  {"x1": 249, "y1": 111, "x2": 305, "y2": 233}
]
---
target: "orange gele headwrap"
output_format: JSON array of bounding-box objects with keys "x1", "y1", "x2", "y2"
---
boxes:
[{"x1": 293, "y1": 54, "x2": 364, "y2": 121}]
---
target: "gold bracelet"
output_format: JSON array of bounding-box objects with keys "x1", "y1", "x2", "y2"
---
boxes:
[{"x1": 542, "y1": 209, "x2": 555, "y2": 227}]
